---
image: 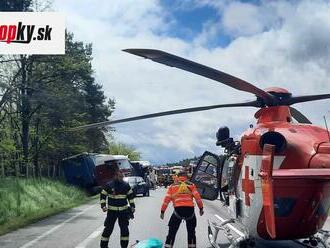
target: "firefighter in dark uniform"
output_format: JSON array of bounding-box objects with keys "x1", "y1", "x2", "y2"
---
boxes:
[
  {"x1": 100, "y1": 168, "x2": 135, "y2": 248},
  {"x1": 160, "y1": 171, "x2": 204, "y2": 248}
]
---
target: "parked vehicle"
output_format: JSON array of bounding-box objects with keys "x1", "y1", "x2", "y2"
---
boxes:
[
  {"x1": 130, "y1": 161, "x2": 145, "y2": 178},
  {"x1": 130, "y1": 160, "x2": 157, "y2": 189},
  {"x1": 154, "y1": 166, "x2": 173, "y2": 186},
  {"x1": 124, "y1": 176, "x2": 150, "y2": 197}
]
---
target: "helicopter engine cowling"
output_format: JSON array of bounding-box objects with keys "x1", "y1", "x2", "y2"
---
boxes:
[{"x1": 310, "y1": 142, "x2": 330, "y2": 168}]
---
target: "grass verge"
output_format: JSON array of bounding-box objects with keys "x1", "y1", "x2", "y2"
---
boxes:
[{"x1": 0, "y1": 177, "x2": 91, "y2": 236}]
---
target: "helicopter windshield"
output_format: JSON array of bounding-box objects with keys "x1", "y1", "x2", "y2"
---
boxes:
[
  {"x1": 191, "y1": 151, "x2": 221, "y2": 201},
  {"x1": 194, "y1": 160, "x2": 217, "y2": 188}
]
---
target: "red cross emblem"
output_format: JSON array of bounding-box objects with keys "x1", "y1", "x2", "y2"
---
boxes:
[{"x1": 242, "y1": 166, "x2": 255, "y2": 206}]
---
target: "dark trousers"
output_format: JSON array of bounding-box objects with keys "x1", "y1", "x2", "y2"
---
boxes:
[
  {"x1": 100, "y1": 210, "x2": 129, "y2": 248},
  {"x1": 165, "y1": 207, "x2": 197, "y2": 247}
]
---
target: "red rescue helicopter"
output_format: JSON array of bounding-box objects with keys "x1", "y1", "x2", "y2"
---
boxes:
[{"x1": 73, "y1": 49, "x2": 330, "y2": 247}]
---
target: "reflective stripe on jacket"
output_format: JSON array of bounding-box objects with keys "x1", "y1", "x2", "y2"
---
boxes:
[
  {"x1": 100, "y1": 180, "x2": 135, "y2": 211},
  {"x1": 161, "y1": 181, "x2": 203, "y2": 213}
]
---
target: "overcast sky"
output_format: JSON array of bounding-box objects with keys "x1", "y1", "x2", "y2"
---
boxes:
[{"x1": 52, "y1": 0, "x2": 330, "y2": 164}]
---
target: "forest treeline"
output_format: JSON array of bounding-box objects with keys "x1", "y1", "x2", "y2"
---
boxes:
[
  {"x1": 0, "y1": 0, "x2": 141, "y2": 178},
  {"x1": 0, "y1": 33, "x2": 115, "y2": 177},
  {"x1": 164, "y1": 156, "x2": 200, "y2": 167}
]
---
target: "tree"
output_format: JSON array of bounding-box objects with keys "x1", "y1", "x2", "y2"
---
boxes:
[
  {"x1": 0, "y1": 33, "x2": 115, "y2": 177},
  {"x1": 165, "y1": 156, "x2": 200, "y2": 167},
  {"x1": 108, "y1": 142, "x2": 141, "y2": 161},
  {"x1": 0, "y1": 1, "x2": 120, "y2": 178},
  {"x1": 0, "y1": 0, "x2": 32, "y2": 175},
  {"x1": 84, "y1": 79, "x2": 115, "y2": 152},
  {"x1": 0, "y1": 0, "x2": 31, "y2": 11},
  {"x1": 28, "y1": 33, "x2": 115, "y2": 176}
]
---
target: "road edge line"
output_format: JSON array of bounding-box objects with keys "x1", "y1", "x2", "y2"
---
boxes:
[
  {"x1": 74, "y1": 225, "x2": 104, "y2": 248},
  {"x1": 19, "y1": 203, "x2": 96, "y2": 248}
]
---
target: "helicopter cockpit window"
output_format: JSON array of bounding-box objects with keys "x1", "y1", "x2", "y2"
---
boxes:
[
  {"x1": 191, "y1": 151, "x2": 221, "y2": 201},
  {"x1": 194, "y1": 156, "x2": 218, "y2": 188},
  {"x1": 199, "y1": 161, "x2": 209, "y2": 172}
]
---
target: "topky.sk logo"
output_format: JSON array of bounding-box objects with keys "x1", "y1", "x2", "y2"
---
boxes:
[{"x1": 0, "y1": 12, "x2": 65, "y2": 54}]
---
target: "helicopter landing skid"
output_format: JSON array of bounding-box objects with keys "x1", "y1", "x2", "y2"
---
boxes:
[
  {"x1": 294, "y1": 230, "x2": 330, "y2": 248},
  {"x1": 208, "y1": 215, "x2": 249, "y2": 248}
]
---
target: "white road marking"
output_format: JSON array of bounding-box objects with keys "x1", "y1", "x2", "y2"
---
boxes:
[
  {"x1": 19, "y1": 204, "x2": 96, "y2": 248},
  {"x1": 215, "y1": 214, "x2": 246, "y2": 237},
  {"x1": 74, "y1": 225, "x2": 104, "y2": 248}
]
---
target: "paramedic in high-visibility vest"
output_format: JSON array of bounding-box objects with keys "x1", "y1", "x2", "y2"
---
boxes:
[{"x1": 160, "y1": 171, "x2": 204, "y2": 248}]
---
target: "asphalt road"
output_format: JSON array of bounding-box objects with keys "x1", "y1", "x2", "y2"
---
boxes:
[{"x1": 0, "y1": 188, "x2": 328, "y2": 248}]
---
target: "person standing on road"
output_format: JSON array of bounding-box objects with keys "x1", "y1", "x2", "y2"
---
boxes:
[
  {"x1": 100, "y1": 165, "x2": 135, "y2": 248},
  {"x1": 160, "y1": 171, "x2": 204, "y2": 248}
]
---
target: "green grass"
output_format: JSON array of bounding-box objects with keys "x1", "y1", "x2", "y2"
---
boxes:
[{"x1": 0, "y1": 177, "x2": 90, "y2": 235}]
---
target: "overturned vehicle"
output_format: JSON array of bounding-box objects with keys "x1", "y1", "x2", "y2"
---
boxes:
[{"x1": 61, "y1": 153, "x2": 135, "y2": 194}]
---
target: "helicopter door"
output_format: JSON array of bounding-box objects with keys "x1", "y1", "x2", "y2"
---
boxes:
[{"x1": 191, "y1": 151, "x2": 222, "y2": 200}]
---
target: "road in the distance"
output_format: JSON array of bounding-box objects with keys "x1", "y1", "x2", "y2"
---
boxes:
[{"x1": 0, "y1": 188, "x2": 324, "y2": 248}]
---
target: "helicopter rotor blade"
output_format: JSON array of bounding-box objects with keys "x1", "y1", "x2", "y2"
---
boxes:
[
  {"x1": 70, "y1": 100, "x2": 259, "y2": 131},
  {"x1": 284, "y1": 93, "x2": 330, "y2": 105},
  {"x1": 289, "y1": 107, "x2": 312, "y2": 124},
  {"x1": 123, "y1": 49, "x2": 276, "y2": 105}
]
